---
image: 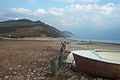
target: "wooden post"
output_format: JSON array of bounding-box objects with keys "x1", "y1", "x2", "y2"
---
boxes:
[
  {"x1": 59, "y1": 42, "x2": 66, "y2": 64},
  {"x1": 51, "y1": 57, "x2": 59, "y2": 78}
]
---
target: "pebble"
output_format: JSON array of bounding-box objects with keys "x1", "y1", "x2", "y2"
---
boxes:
[
  {"x1": 34, "y1": 77, "x2": 37, "y2": 80},
  {"x1": 26, "y1": 75, "x2": 31, "y2": 78},
  {"x1": 39, "y1": 76, "x2": 45, "y2": 79},
  {"x1": 18, "y1": 65, "x2": 22, "y2": 68},
  {"x1": 16, "y1": 76, "x2": 25, "y2": 80},
  {"x1": 13, "y1": 72, "x2": 17, "y2": 75},
  {"x1": 9, "y1": 67, "x2": 13, "y2": 70},
  {"x1": 0, "y1": 42, "x2": 117, "y2": 80},
  {"x1": 37, "y1": 73, "x2": 40, "y2": 76},
  {"x1": 30, "y1": 72, "x2": 33, "y2": 75},
  {"x1": 28, "y1": 69, "x2": 32, "y2": 71},
  {"x1": 68, "y1": 76, "x2": 79, "y2": 80},
  {"x1": 4, "y1": 76, "x2": 9, "y2": 79},
  {"x1": 33, "y1": 69, "x2": 36, "y2": 73}
]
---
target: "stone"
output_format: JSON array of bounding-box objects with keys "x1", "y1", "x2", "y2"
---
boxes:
[
  {"x1": 9, "y1": 67, "x2": 13, "y2": 70},
  {"x1": 13, "y1": 72, "x2": 17, "y2": 75},
  {"x1": 18, "y1": 65, "x2": 22, "y2": 68},
  {"x1": 34, "y1": 77, "x2": 37, "y2": 80},
  {"x1": 28, "y1": 69, "x2": 32, "y2": 72},
  {"x1": 4, "y1": 76, "x2": 9, "y2": 79},
  {"x1": 26, "y1": 75, "x2": 31, "y2": 78},
  {"x1": 39, "y1": 76, "x2": 45, "y2": 79},
  {"x1": 16, "y1": 76, "x2": 25, "y2": 80}
]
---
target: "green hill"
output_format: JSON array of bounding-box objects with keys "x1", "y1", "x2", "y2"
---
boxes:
[{"x1": 0, "y1": 19, "x2": 71, "y2": 38}]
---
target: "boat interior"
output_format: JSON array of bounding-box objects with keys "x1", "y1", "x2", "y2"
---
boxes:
[{"x1": 95, "y1": 49, "x2": 120, "y2": 62}]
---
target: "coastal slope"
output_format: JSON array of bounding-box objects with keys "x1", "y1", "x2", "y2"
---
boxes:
[{"x1": 0, "y1": 19, "x2": 73, "y2": 38}]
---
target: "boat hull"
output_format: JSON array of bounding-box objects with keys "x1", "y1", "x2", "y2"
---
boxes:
[{"x1": 73, "y1": 54, "x2": 120, "y2": 79}]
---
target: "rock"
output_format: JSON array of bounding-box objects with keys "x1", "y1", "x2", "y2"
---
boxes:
[
  {"x1": 33, "y1": 69, "x2": 36, "y2": 73},
  {"x1": 16, "y1": 76, "x2": 25, "y2": 80},
  {"x1": 39, "y1": 76, "x2": 45, "y2": 80},
  {"x1": 9, "y1": 67, "x2": 13, "y2": 70},
  {"x1": 37, "y1": 73, "x2": 40, "y2": 76},
  {"x1": 30, "y1": 72, "x2": 33, "y2": 75},
  {"x1": 26, "y1": 78, "x2": 30, "y2": 80},
  {"x1": 34, "y1": 77, "x2": 37, "y2": 80},
  {"x1": 4, "y1": 75, "x2": 9, "y2": 79},
  {"x1": 28, "y1": 69, "x2": 32, "y2": 72},
  {"x1": 26, "y1": 75, "x2": 31, "y2": 78},
  {"x1": 68, "y1": 76, "x2": 78, "y2": 80},
  {"x1": 9, "y1": 76, "x2": 13, "y2": 79},
  {"x1": 18, "y1": 65, "x2": 22, "y2": 68},
  {"x1": 14, "y1": 67, "x2": 17, "y2": 70},
  {"x1": 13, "y1": 72, "x2": 17, "y2": 75},
  {"x1": 81, "y1": 76, "x2": 85, "y2": 80},
  {"x1": 34, "y1": 62, "x2": 37, "y2": 65}
]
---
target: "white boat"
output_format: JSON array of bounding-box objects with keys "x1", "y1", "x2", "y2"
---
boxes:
[{"x1": 66, "y1": 49, "x2": 120, "y2": 79}]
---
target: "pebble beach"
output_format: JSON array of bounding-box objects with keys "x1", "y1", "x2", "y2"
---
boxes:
[{"x1": 0, "y1": 37, "x2": 120, "y2": 80}]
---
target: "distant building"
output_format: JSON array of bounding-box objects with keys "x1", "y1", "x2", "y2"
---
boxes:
[
  {"x1": 40, "y1": 34, "x2": 46, "y2": 37},
  {"x1": 9, "y1": 34, "x2": 11, "y2": 37}
]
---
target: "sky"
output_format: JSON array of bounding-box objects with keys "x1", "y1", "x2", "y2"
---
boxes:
[{"x1": 0, "y1": 0, "x2": 120, "y2": 40}]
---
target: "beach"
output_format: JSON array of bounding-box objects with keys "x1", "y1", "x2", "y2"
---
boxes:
[{"x1": 0, "y1": 37, "x2": 120, "y2": 80}]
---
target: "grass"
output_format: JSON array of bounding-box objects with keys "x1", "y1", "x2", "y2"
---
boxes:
[{"x1": 0, "y1": 22, "x2": 39, "y2": 27}]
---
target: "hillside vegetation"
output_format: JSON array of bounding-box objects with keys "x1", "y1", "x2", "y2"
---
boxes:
[{"x1": 0, "y1": 19, "x2": 73, "y2": 38}]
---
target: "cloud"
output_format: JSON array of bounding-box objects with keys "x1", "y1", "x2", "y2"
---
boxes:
[
  {"x1": 3, "y1": 3, "x2": 118, "y2": 28},
  {"x1": 10, "y1": 7, "x2": 65, "y2": 17},
  {"x1": 35, "y1": 9, "x2": 47, "y2": 14},
  {"x1": 48, "y1": 8, "x2": 65, "y2": 16},
  {"x1": 11, "y1": 8, "x2": 32, "y2": 14}
]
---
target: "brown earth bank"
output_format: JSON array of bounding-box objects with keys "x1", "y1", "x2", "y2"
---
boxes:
[{"x1": 0, "y1": 37, "x2": 120, "y2": 80}]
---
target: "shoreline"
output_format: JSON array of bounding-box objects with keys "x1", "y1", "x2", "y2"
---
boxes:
[
  {"x1": 2, "y1": 37, "x2": 120, "y2": 45},
  {"x1": 68, "y1": 37, "x2": 120, "y2": 45},
  {"x1": 96, "y1": 41, "x2": 120, "y2": 45}
]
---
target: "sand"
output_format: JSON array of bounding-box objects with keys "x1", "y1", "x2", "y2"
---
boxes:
[{"x1": 0, "y1": 37, "x2": 120, "y2": 80}]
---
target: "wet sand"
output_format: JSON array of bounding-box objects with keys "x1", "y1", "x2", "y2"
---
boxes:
[{"x1": 0, "y1": 37, "x2": 120, "y2": 80}]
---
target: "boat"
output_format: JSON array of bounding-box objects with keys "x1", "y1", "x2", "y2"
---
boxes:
[{"x1": 70, "y1": 49, "x2": 120, "y2": 79}]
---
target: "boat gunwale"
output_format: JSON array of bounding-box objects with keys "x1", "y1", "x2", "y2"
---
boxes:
[{"x1": 94, "y1": 49, "x2": 120, "y2": 52}]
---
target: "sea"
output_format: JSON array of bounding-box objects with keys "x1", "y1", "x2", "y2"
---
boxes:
[{"x1": 68, "y1": 37, "x2": 120, "y2": 45}]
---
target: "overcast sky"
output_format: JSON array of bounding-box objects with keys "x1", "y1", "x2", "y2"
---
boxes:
[{"x1": 0, "y1": 0, "x2": 120, "y2": 40}]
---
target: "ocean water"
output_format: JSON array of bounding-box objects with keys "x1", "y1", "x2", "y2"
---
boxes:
[{"x1": 68, "y1": 37, "x2": 120, "y2": 44}]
